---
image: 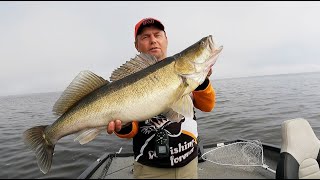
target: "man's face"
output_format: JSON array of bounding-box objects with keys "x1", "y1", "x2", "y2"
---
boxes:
[{"x1": 135, "y1": 26, "x2": 168, "y2": 61}]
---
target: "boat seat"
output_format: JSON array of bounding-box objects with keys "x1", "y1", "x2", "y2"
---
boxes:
[{"x1": 276, "y1": 118, "x2": 320, "y2": 179}]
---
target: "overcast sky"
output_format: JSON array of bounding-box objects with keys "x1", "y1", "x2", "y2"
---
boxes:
[{"x1": 1, "y1": 1, "x2": 320, "y2": 96}]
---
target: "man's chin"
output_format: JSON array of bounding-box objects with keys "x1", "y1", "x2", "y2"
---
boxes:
[{"x1": 148, "y1": 52, "x2": 161, "y2": 60}]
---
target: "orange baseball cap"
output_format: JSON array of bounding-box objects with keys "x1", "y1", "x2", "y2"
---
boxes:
[{"x1": 134, "y1": 17, "x2": 165, "y2": 38}]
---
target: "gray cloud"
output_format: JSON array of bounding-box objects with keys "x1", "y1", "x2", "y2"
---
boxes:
[{"x1": 1, "y1": 1, "x2": 320, "y2": 96}]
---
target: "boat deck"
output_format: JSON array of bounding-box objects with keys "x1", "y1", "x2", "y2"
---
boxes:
[{"x1": 86, "y1": 144, "x2": 279, "y2": 179}]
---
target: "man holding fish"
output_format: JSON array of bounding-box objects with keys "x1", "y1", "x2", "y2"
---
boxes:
[
  {"x1": 23, "y1": 17, "x2": 222, "y2": 177},
  {"x1": 107, "y1": 17, "x2": 219, "y2": 179}
]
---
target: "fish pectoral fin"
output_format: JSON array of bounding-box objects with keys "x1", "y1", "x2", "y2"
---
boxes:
[
  {"x1": 163, "y1": 108, "x2": 184, "y2": 122},
  {"x1": 53, "y1": 70, "x2": 109, "y2": 116},
  {"x1": 168, "y1": 95, "x2": 194, "y2": 120},
  {"x1": 74, "y1": 127, "x2": 105, "y2": 145},
  {"x1": 110, "y1": 53, "x2": 160, "y2": 82}
]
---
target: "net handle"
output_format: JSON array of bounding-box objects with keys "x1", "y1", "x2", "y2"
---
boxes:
[{"x1": 262, "y1": 164, "x2": 276, "y2": 174}]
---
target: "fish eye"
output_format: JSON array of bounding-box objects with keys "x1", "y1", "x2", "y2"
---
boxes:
[{"x1": 200, "y1": 41, "x2": 205, "y2": 46}]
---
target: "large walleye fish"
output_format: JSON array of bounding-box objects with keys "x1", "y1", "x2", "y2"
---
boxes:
[{"x1": 23, "y1": 35, "x2": 223, "y2": 174}]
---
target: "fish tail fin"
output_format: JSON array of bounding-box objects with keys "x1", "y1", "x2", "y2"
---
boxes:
[{"x1": 23, "y1": 125, "x2": 55, "y2": 174}]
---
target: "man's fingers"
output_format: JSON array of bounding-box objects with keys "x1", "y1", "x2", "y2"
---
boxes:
[
  {"x1": 207, "y1": 68, "x2": 212, "y2": 78},
  {"x1": 107, "y1": 121, "x2": 115, "y2": 134},
  {"x1": 115, "y1": 120, "x2": 122, "y2": 132}
]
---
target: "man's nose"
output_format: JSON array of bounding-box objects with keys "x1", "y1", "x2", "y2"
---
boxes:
[{"x1": 150, "y1": 35, "x2": 157, "y2": 44}]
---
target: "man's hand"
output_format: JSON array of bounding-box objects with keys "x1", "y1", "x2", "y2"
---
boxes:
[
  {"x1": 107, "y1": 120, "x2": 122, "y2": 134},
  {"x1": 206, "y1": 67, "x2": 213, "y2": 79}
]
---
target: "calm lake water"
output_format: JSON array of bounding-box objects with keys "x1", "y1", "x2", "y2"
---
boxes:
[{"x1": 0, "y1": 72, "x2": 319, "y2": 178}]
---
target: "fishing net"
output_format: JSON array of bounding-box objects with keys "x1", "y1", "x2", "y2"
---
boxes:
[{"x1": 201, "y1": 140, "x2": 275, "y2": 173}]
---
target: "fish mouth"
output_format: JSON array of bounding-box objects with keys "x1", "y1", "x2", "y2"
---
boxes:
[
  {"x1": 208, "y1": 35, "x2": 214, "y2": 53},
  {"x1": 204, "y1": 35, "x2": 223, "y2": 71}
]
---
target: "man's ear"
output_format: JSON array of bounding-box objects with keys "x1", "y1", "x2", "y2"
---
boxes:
[{"x1": 134, "y1": 40, "x2": 139, "y2": 51}]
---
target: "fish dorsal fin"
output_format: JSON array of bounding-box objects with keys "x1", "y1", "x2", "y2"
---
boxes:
[
  {"x1": 165, "y1": 95, "x2": 194, "y2": 122},
  {"x1": 110, "y1": 53, "x2": 159, "y2": 82},
  {"x1": 53, "y1": 70, "x2": 109, "y2": 115}
]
